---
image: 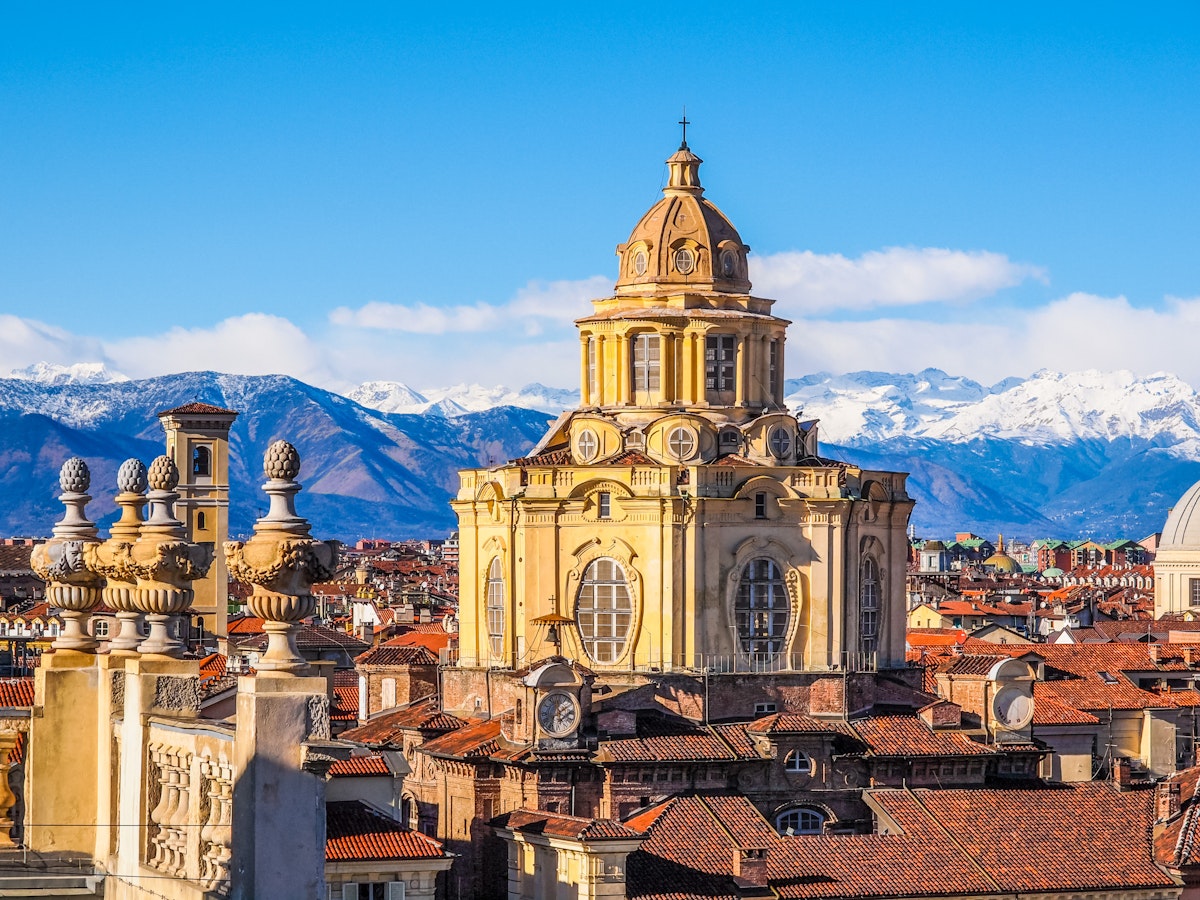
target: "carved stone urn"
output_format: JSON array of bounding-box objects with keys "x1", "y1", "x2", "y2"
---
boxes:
[
  {"x1": 30, "y1": 458, "x2": 104, "y2": 652},
  {"x1": 84, "y1": 458, "x2": 149, "y2": 654},
  {"x1": 224, "y1": 441, "x2": 339, "y2": 674},
  {"x1": 129, "y1": 456, "x2": 214, "y2": 657}
]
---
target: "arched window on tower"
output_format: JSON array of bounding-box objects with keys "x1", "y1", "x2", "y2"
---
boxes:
[
  {"x1": 486, "y1": 557, "x2": 505, "y2": 661},
  {"x1": 196, "y1": 511, "x2": 206, "y2": 532},
  {"x1": 192, "y1": 445, "x2": 211, "y2": 478},
  {"x1": 734, "y1": 559, "x2": 789, "y2": 662},
  {"x1": 575, "y1": 558, "x2": 633, "y2": 663},
  {"x1": 860, "y1": 556, "x2": 881, "y2": 656}
]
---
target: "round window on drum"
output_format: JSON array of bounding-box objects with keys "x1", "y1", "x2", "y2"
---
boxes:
[
  {"x1": 575, "y1": 558, "x2": 634, "y2": 663},
  {"x1": 486, "y1": 557, "x2": 505, "y2": 660},
  {"x1": 735, "y1": 559, "x2": 789, "y2": 660}
]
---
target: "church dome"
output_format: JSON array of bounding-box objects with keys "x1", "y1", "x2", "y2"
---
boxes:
[
  {"x1": 984, "y1": 551, "x2": 1022, "y2": 575},
  {"x1": 615, "y1": 142, "x2": 752, "y2": 296},
  {"x1": 1161, "y1": 479, "x2": 1200, "y2": 548}
]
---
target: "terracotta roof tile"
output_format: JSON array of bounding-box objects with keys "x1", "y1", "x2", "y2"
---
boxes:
[
  {"x1": 744, "y1": 713, "x2": 853, "y2": 736},
  {"x1": 325, "y1": 801, "x2": 445, "y2": 861},
  {"x1": 0, "y1": 678, "x2": 34, "y2": 707},
  {"x1": 332, "y1": 685, "x2": 359, "y2": 722},
  {"x1": 158, "y1": 401, "x2": 237, "y2": 416},
  {"x1": 339, "y1": 698, "x2": 465, "y2": 746},
  {"x1": 492, "y1": 808, "x2": 642, "y2": 841},
  {"x1": 356, "y1": 644, "x2": 440, "y2": 667},
  {"x1": 328, "y1": 754, "x2": 392, "y2": 777},
  {"x1": 1032, "y1": 692, "x2": 1100, "y2": 725},
  {"x1": 598, "y1": 716, "x2": 740, "y2": 763},
  {"x1": 849, "y1": 716, "x2": 993, "y2": 757}
]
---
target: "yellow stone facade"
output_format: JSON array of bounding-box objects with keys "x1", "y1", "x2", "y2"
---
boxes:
[{"x1": 453, "y1": 143, "x2": 914, "y2": 675}]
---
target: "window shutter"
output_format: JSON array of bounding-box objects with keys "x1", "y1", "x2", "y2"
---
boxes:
[
  {"x1": 387, "y1": 882, "x2": 406, "y2": 900},
  {"x1": 342, "y1": 884, "x2": 359, "y2": 900}
]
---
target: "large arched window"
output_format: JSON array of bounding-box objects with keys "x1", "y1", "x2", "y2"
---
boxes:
[
  {"x1": 575, "y1": 558, "x2": 633, "y2": 663},
  {"x1": 777, "y1": 806, "x2": 825, "y2": 835},
  {"x1": 860, "y1": 556, "x2": 880, "y2": 654},
  {"x1": 734, "y1": 559, "x2": 789, "y2": 659},
  {"x1": 192, "y1": 445, "x2": 211, "y2": 477},
  {"x1": 486, "y1": 557, "x2": 505, "y2": 660}
]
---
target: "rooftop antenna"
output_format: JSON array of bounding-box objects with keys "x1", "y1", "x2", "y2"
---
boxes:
[{"x1": 678, "y1": 108, "x2": 690, "y2": 150}]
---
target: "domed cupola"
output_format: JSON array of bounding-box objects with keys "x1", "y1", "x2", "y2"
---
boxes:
[{"x1": 615, "y1": 140, "x2": 752, "y2": 296}]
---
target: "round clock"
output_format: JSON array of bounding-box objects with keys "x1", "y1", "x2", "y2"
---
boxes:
[
  {"x1": 537, "y1": 691, "x2": 579, "y2": 738},
  {"x1": 992, "y1": 686, "x2": 1033, "y2": 730}
]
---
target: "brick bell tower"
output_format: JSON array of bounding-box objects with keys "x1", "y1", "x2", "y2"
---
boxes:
[{"x1": 158, "y1": 401, "x2": 238, "y2": 638}]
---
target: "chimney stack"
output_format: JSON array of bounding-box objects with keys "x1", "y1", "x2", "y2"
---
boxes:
[
  {"x1": 732, "y1": 847, "x2": 768, "y2": 887},
  {"x1": 1157, "y1": 782, "x2": 1183, "y2": 822}
]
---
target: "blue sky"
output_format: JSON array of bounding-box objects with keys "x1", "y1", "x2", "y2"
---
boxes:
[{"x1": 2, "y1": 4, "x2": 1199, "y2": 390}]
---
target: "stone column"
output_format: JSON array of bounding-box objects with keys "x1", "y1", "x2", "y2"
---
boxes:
[
  {"x1": 129, "y1": 456, "x2": 214, "y2": 657},
  {"x1": 225, "y1": 440, "x2": 343, "y2": 900},
  {"x1": 580, "y1": 335, "x2": 591, "y2": 407},
  {"x1": 85, "y1": 458, "x2": 148, "y2": 654},
  {"x1": 31, "y1": 458, "x2": 104, "y2": 652},
  {"x1": 735, "y1": 335, "x2": 748, "y2": 406}
]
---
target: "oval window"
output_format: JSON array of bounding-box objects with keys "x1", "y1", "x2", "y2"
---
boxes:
[
  {"x1": 576, "y1": 428, "x2": 600, "y2": 463},
  {"x1": 667, "y1": 426, "x2": 697, "y2": 461},
  {"x1": 768, "y1": 427, "x2": 792, "y2": 459},
  {"x1": 633, "y1": 250, "x2": 648, "y2": 276},
  {"x1": 673, "y1": 247, "x2": 695, "y2": 275},
  {"x1": 721, "y1": 249, "x2": 738, "y2": 277},
  {"x1": 735, "y1": 558, "x2": 789, "y2": 660},
  {"x1": 575, "y1": 558, "x2": 633, "y2": 663}
]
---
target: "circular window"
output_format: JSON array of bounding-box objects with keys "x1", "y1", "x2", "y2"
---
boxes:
[
  {"x1": 721, "y1": 249, "x2": 738, "y2": 277},
  {"x1": 768, "y1": 427, "x2": 792, "y2": 459},
  {"x1": 667, "y1": 426, "x2": 697, "y2": 461},
  {"x1": 633, "y1": 250, "x2": 648, "y2": 276},
  {"x1": 673, "y1": 247, "x2": 696, "y2": 275},
  {"x1": 576, "y1": 428, "x2": 600, "y2": 463}
]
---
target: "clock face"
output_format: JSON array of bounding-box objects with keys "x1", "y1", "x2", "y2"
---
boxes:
[
  {"x1": 538, "y1": 691, "x2": 579, "y2": 738},
  {"x1": 993, "y1": 686, "x2": 1033, "y2": 730}
]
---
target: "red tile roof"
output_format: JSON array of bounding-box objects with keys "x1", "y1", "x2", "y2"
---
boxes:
[
  {"x1": 332, "y1": 685, "x2": 359, "y2": 722},
  {"x1": 226, "y1": 616, "x2": 266, "y2": 635},
  {"x1": 325, "y1": 801, "x2": 445, "y2": 861},
  {"x1": 328, "y1": 754, "x2": 392, "y2": 777},
  {"x1": 492, "y1": 808, "x2": 642, "y2": 841},
  {"x1": 356, "y1": 644, "x2": 440, "y2": 667},
  {"x1": 158, "y1": 401, "x2": 237, "y2": 416},
  {"x1": 383, "y1": 631, "x2": 452, "y2": 654},
  {"x1": 1032, "y1": 692, "x2": 1100, "y2": 725},
  {"x1": 626, "y1": 785, "x2": 1173, "y2": 900},
  {"x1": 745, "y1": 713, "x2": 853, "y2": 736},
  {"x1": 339, "y1": 698, "x2": 465, "y2": 746},
  {"x1": 849, "y1": 716, "x2": 993, "y2": 757},
  {"x1": 0, "y1": 678, "x2": 34, "y2": 707},
  {"x1": 597, "y1": 716, "x2": 741, "y2": 763}
]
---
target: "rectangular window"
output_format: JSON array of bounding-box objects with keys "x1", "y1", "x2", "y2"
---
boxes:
[
  {"x1": 598, "y1": 492, "x2": 611, "y2": 519},
  {"x1": 754, "y1": 702, "x2": 777, "y2": 716},
  {"x1": 705, "y1": 334, "x2": 736, "y2": 398},
  {"x1": 754, "y1": 492, "x2": 767, "y2": 519},
  {"x1": 1190, "y1": 578, "x2": 1200, "y2": 607},
  {"x1": 632, "y1": 334, "x2": 660, "y2": 401}
]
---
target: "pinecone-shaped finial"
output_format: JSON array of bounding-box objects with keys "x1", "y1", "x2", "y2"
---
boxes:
[
  {"x1": 264, "y1": 440, "x2": 301, "y2": 481},
  {"x1": 148, "y1": 456, "x2": 179, "y2": 492},
  {"x1": 60, "y1": 458, "x2": 90, "y2": 494},
  {"x1": 117, "y1": 458, "x2": 148, "y2": 494}
]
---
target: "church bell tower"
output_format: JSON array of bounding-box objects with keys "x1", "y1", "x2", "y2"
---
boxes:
[{"x1": 158, "y1": 402, "x2": 238, "y2": 638}]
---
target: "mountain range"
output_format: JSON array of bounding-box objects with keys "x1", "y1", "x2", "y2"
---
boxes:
[{"x1": 4, "y1": 364, "x2": 1199, "y2": 541}]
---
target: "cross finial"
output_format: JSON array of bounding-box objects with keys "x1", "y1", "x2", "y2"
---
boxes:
[{"x1": 678, "y1": 108, "x2": 690, "y2": 150}]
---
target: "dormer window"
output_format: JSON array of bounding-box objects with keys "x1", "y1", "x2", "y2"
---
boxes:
[
  {"x1": 784, "y1": 751, "x2": 812, "y2": 774},
  {"x1": 673, "y1": 247, "x2": 695, "y2": 275},
  {"x1": 768, "y1": 427, "x2": 792, "y2": 459}
]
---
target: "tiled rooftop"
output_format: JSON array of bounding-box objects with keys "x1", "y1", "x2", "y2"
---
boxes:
[
  {"x1": 340, "y1": 698, "x2": 465, "y2": 746},
  {"x1": 328, "y1": 754, "x2": 392, "y2": 778},
  {"x1": 492, "y1": 808, "x2": 642, "y2": 841},
  {"x1": 325, "y1": 801, "x2": 445, "y2": 861},
  {"x1": 849, "y1": 716, "x2": 993, "y2": 757}
]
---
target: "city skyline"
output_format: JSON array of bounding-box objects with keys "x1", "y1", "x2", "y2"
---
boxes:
[{"x1": 2, "y1": 4, "x2": 1199, "y2": 390}]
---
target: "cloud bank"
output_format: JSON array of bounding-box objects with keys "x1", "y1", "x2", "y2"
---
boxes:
[{"x1": 1, "y1": 250, "x2": 1194, "y2": 392}]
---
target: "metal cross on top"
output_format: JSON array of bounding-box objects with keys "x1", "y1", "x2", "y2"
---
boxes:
[{"x1": 678, "y1": 110, "x2": 690, "y2": 149}]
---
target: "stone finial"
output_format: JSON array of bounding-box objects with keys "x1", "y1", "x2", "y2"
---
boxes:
[
  {"x1": 130, "y1": 455, "x2": 213, "y2": 657},
  {"x1": 118, "y1": 458, "x2": 149, "y2": 495},
  {"x1": 148, "y1": 455, "x2": 180, "y2": 493},
  {"x1": 225, "y1": 441, "x2": 339, "y2": 674},
  {"x1": 85, "y1": 458, "x2": 150, "y2": 653},
  {"x1": 31, "y1": 458, "x2": 104, "y2": 652},
  {"x1": 264, "y1": 440, "x2": 301, "y2": 481},
  {"x1": 59, "y1": 457, "x2": 90, "y2": 494}
]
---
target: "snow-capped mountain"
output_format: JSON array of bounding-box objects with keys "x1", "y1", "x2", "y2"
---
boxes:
[
  {"x1": 348, "y1": 380, "x2": 580, "y2": 416},
  {"x1": 7, "y1": 364, "x2": 1200, "y2": 540},
  {"x1": 7, "y1": 362, "x2": 128, "y2": 386}
]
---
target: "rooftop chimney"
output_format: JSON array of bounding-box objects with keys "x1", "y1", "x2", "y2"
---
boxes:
[
  {"x1": 1157, "y1": 781, "x2": 1183, "y2": 823},
  {"x1": 731, "y1": 847, "x2": 769, "y2": 889}
]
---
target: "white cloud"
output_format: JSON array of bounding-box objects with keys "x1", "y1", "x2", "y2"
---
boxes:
[
  {"x1": 0, "y1": 315, "x2": 107, "y2": 372},
  {"x1": 106, "y1": 313, "x2": 335, "y2": 385},
  {"x1": 329, "y1": 275, "x2": 610, "y2": 335},
  {"x1": 751, "y1": 247, "x2": 1047, "y2": 314}
]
